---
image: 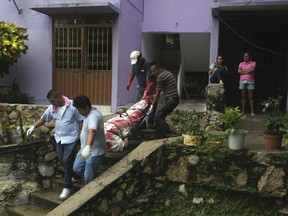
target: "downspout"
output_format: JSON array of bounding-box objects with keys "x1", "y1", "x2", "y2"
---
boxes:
[
  {"x1": 9, "y1": 0, "x2": 22, "y2": 14},
  {"x1": 177, "y1": 61, "x2": 184, "y2": 98}
]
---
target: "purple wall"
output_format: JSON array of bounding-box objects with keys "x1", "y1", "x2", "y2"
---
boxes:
[
  {"x1": 0, "y1": 1, "x2": 52, "y2": 104},
  {"x1": 142, "y1": 0, "x2": 211, "y2": 33},
  {"x1": 111, "y1": 0, "x2": 145, "y2": 110}
]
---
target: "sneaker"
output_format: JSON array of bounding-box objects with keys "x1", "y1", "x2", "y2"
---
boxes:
[
  {"x1": 72, "y1": 177, "x2": 82, "y2": 183},
  {"x1": 59, "y1": 188, "x2": 70, "y2": 199}
]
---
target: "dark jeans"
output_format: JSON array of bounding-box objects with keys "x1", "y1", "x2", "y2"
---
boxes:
[
  {"x1": 55, "y1": 140, "x2": 78, "y2": 189},
  {"x1": 155, "y1": 97, "x2": 179, "y2": 138},
  {"x1": 210, "y1": 70, "x2": 221, "y2": 83}
]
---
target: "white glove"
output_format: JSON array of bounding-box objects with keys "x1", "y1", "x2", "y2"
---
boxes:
[
  {"x1": 81, "y1": 145, "x2": 91, "y2": 160},
  {"x1": 26, "y1": 125, "x2": 35, "y2": 136},
  {"x1": 148, "y1": 105, "x2": 154, "y2": 114}
]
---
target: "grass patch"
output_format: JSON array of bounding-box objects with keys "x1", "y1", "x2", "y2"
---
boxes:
[{"x1": 122, "y1": 182, "x2": 281, "y2": 216}]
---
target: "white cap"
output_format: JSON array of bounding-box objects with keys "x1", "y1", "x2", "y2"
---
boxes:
[{"x1": 130, "y1": 51, "x2": 140, "y2": 65}]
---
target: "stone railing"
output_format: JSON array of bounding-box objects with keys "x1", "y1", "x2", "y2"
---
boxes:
[
  {"x1": 47, "y1": 137, "x2": 288, "y2": 215},
  {"x1": 0, "y1": 140, "x2": 58, "y2": 207}
]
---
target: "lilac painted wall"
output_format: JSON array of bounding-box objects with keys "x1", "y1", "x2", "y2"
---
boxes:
[
  {"x1": 112, "y1": 0, "x2": 144, "y2": 109},
  {"x1": 142, "y1": 0, "x2": 211, "y2": 33},
  {"x1": 0, "y1": 0, "x2": 52, "y2": 104}
]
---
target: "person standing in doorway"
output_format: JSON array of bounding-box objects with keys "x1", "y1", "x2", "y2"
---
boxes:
[
  {"x1": 126, "y1": 51, "x2": 155, "y2": 101},
  {"x1": 238, "y1": 52, "x2": 256, "y2": 116},
  {"x1": 72, "y1": 95, "x2": 107, "y2": 185},
  {"x1": 26, "y1": 90, "x2": 84, "y2": 199},
  {"x1": 149, "y1": 61, "x2": 179, "y2": 138}
]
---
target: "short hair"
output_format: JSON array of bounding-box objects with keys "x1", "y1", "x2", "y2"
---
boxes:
[
  {"x1": 150, "y1": 61, "x2": 160, "y2": 69},
  {"x1": 46, "y1": 89, "x2": 61, "y2": 99},
  {"x1": 73, "y1": 95, "x2": 91, "y2": 109}
]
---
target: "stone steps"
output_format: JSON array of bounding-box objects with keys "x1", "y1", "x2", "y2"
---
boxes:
[
  {"x1": 5, "y1": 128, "x2": 157, "y2": 215},
  {"x1": 5, "y1": 204, "x2": 50, "y2": 216}
]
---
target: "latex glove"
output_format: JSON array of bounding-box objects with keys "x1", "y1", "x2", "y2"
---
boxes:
[
  {"x1": 148, "y1": 105, "x2": 154, "y2": 114},
  {"x1": 26, "y1": 125, "x2": 35, "y2": 136},
  {"x1": 126, "y1": 76, "x2": 134, "y2": 91},
  {"x1": 81, "y1": 145, "x2": 91, "y2": 160}
]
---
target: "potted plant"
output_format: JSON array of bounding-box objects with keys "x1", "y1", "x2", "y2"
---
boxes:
[
  {"x1": 261, "y1": 96, "x2": 285, "y2": 150},
  {"x1": 205, "y1": 132, "x2": 226, "y2": 148},
  {"x1": 170, "y1": 109, "x2": 204, "y2": 146},
  {"x1": 280, "y1": 113, "x2": 288, "y2": 150},
  {"x1": 220, "y1": 106, "x2": 247, "y2": 150}
]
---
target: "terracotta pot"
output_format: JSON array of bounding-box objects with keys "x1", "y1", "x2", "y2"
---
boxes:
[{"x1": 263, "y1": 133, "x2": 283, "y2": 150}]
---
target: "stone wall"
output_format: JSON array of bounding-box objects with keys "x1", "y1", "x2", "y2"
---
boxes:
[
  {"x1": 0, "y1": 140, "x2": 58, "y2": 207},
  {"x1": 205, "y1": 84, "x2": 225, "y2": 113},
  {"x1": 47, "y1": 137, "x2": 288, "y2": 215},
  {"x1": 0, "y1": 103, "x2": 54, "y2": 145}
]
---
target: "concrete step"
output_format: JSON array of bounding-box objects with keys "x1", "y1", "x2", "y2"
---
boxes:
[
  {"x1": 52, "y1": 177, "x2": 84, "y2": 191},
  {"x1": 237, "y1": 115, "x2": 266, "y2": 131},
  {"x1": 103, "y1": 150, "x2": 131, "y2": 165},
  {"x1": 5, "y1": 204, "x2": 50, "y2": 216},
  {"x1": 129, "y1": 128, "x2": 157, "y2": 140},
  {"x1": 31, "y1": 190, "x2": 63, "y2": 210}
]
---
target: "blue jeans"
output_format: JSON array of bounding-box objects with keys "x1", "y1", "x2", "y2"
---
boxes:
[
  {"x1": 55, "y1": 140, "x2": 78, "y2": 189},
  {"x1": 73, "y1": 153, "x2": 105, "y2": 184}
]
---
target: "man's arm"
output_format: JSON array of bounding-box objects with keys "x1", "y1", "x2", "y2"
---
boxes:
[
  {"x1": 81, "y1": 129, "x2": 96, "y2": 159},
  {"x1": 152, "y1": 89, "x2": 161, "y2": 106},
  {"x1": 86, "y1": 129, "x2": 96, "y2": 146},
  {"x1": 26, "y1": 118, "x2": 46, "y2": 136},
  {"x1": 127, "y1": 72, "x2": 135, "y2": 91}
]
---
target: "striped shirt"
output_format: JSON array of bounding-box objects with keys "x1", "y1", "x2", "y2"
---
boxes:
[{"x1": 156, "y1": 69, "x2": 179, "y2": 99}]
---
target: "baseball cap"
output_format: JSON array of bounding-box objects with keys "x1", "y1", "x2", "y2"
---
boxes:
[{"x1": 130, "y1": 51, "x2": 140, "y2": 65}]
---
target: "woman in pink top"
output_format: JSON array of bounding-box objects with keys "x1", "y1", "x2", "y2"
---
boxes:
[{"x1": 238, "y1": 52, "x2": 256, "y2": 116}]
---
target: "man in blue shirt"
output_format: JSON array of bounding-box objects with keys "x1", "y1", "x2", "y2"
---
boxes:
[
  {"x1": 26, "y1": 90, "x2": 84, "y2": 199},
  {"x1": 126, "y1": 51, "x2": 155, "y2": 101},
  {"x1": 72, "y1": 95, "x2": 107, "y2": 185}
]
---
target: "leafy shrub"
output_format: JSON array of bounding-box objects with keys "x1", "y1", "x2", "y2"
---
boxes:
[
  {"x1": 0, "y1": 21, "x2": 29, "y2": 77},
  {"x1": 0, "y1": 79, "x2": 33, "y2": 104}
]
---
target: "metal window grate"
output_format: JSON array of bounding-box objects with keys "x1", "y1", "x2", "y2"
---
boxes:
[{"x1": 55, "y1": 25, "x2": 112, "y2": 70}]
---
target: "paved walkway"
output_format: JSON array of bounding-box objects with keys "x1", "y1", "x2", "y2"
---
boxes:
[{"x1": 173, "y1": 99, "x2": 268, "y2": 151}]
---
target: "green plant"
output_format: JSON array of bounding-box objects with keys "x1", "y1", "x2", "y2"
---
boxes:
[
  {"x1": 0, "y1": 79, "x2": 33, "y2": 104},
  {"x1": 280, "y1": 114, "x2": 288, "y2": 147},
  {"x1": 0, "y1": 21, "x2": 29, "y2": 77},
  {"x1": 264, "y1": 112, "x2": 285, "y2": 135},
  {"x1": 170, "y1": 109, "x2": 204, "y2": 136},
  {"x1": 262, "y1": 96, "x2": 285, "y2": 135},
  {"x1": 261, "y1": 95, "x2": 283, "y2": 113},
  {"x1": 220, "y1": 107, "x2": 246, "y2": 135}
]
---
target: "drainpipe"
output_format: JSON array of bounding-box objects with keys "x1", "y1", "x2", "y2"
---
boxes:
[{"x1": 9, "y1": 0, "x2": 22, "y2": 14}]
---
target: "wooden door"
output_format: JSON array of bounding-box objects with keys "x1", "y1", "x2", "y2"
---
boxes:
[{"x1": 53, "y1": 18, "x2": 112, "y2": 105}]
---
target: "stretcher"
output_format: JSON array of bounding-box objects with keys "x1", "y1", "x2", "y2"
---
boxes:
[{"x1": 105, "y1": 83, "x2": 155, "y2": 151}]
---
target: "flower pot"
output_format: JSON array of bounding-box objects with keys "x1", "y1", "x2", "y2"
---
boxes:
[
  {"x1": 263, "y1": 133, "x2": 282, "y2": 150},
  {"x1": 182, "y1": 134, "x2": 201, "y2": 146},
  {"x1": 228, "y1": 130, "x2": 247, "y2": 150},
  {"x1": 207, "y1": 140, "x2": 224, "y2": 148}
]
